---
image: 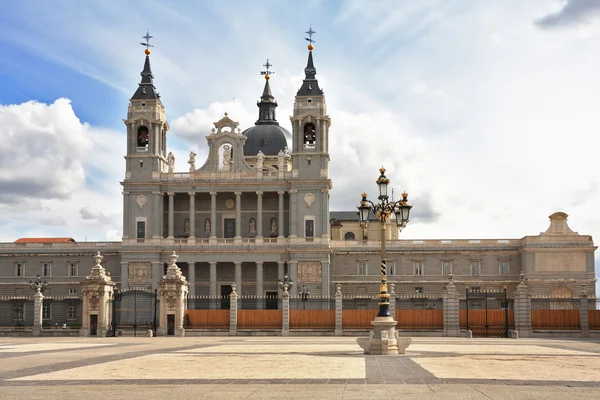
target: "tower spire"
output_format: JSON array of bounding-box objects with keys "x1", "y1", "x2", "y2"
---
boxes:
[
  {"x1": 297, "y1": 25, "x2": 323, "y2": 96},
  {"x1": 256, "y1": 59, "x2": 278, "y2": 125},
  {"x1": 132, "y1": 31, "x2": 159, "y2": 101}
]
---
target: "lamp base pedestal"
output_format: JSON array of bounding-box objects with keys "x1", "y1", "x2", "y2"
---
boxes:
[{"x1": 356, "y1": 316, "x2": 412, "y2": 355}]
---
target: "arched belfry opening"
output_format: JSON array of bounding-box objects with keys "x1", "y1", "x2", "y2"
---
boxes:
[
  {"x1": 137, "y1": 125, "x2": 149, "y2": 148},
  {"x1": 303, "y1": 122, "x2": 316, "y2": 147}
]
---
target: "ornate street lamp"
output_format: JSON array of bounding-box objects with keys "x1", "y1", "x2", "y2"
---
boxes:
[
  {"x1": 278, "y1": 273, "x2": 294, "y2": 291},
  {"x1": 29, "y1": 274, "x2": 48, "y2": 293},
  {"x1": 299, "y1": 285, "x2": 310, "y2": 309},
  {"x1": 357, "y1": 167, "x2": 412, "y2": 317}
]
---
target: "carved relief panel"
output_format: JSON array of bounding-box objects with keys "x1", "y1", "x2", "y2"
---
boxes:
[
  {"x1": 128, "y1": 262, "x2": 152, "y2": 286},
  {"x1": 298, "y1": 261, "x2": 322, "y2": 283}
]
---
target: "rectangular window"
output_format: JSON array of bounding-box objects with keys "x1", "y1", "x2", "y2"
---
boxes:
[
  {"x1": 442, "y1": 261, "x2": 452, "y2": 276},
  {"x1": 13, "y1": 304, "x2": 24, "y2": 321},
  {"x1": 470, "y1": 261, "x2": 480, "y2": 276},
  {"x1": 68, "y1": 262, "x2": 78, "y2": 277},
  {"x1": 499, "y1": 261, "x2": 509, "y2": 275},
  {"x1": 305, "y1": 219, "x2": 314, "y2": 238},
  {"x1": 137, "y1": 221, "x2": 146, "y2": 239},
  {"x1": 387, "y1": 261, "x2": 395, "y2": 276},
  {"x1": 42, "y1": 262, "x2": 51, "y2": 277},
  {"x1": 67, "y1": 304, "x2": 78, "y2": 319},
  {"x1": 415, "y1": 287, "x2": 424, "y2": 293},
  {"x1": 42, "y1": 303, "x2": 51, "y2": 320},
  {"x1": 414, "y1": 261, "x2": 424, "y2": 276},
  {"x1": 358, "y1": 261, "x2": 367, "y2": 276},
  {"x1": 68, "y1": 288, "x2": 77, "y2": 295},
  {"x1": 16, "y1": 263, "x2": 23, "y2": 277}
]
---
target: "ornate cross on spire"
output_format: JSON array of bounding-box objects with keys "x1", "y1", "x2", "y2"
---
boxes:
[
  {"x1": 140, "y1": 30, "x2": 154, "y2": 51},
  {"x1": 305, "y1": 25, "x2": 316, "y2": 44},
  {"x1": 260, "y1": 59, "x2": 274, "y2": 79}
]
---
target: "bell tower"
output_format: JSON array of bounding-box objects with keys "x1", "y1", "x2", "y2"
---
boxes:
[
  {"x1": 123, "y1": 31, "x2": 169, "y2": 181},
  {"x1": 289, "y1": 27, "x2": 332, "y2": 240}
]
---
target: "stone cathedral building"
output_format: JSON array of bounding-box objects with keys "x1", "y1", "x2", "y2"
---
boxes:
[{"x1": 0, "y1": 39, "x2": 597, "y2": 306}]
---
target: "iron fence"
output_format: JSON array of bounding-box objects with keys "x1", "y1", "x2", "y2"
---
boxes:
[
  {"x1": 0, "y1": 297, "x2": 34, "y2": 328},
  {"x1": 531, "y1": 298, "x2": 580, "y2": 310},
  {"x1": 112, "y1": 288, "x2": 157, "y2": 337},
  {"x1": 342, "y1": 296, "x2": 380, "y2": 310},
  {"x1": 187, "y1": 296, "x2": 229, "y2": 310},
  {"x1": 289, "y1": 297, "x2": 335, "y2": 310}
]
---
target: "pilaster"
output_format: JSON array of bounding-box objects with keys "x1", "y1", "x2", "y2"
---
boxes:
[
  {"x1": 167, "y1": 192, "x2": 175, "y2": 239},
  {"x1": 282, "y1": 284, "x2": 290, "y2": 336},
  {"x1": 188, "y1": 262, "x2": 196, "y2": 297},
  {"x1": 256, "y1": 191, "x2": 264, "y2": 242},
  {"x1": 514, "y1": 272, "x2": 532, "y2": 338},
  {"x1": 210, "y1": 192, "x2": 217, "y2": 240},
  {"x1": 188, "y1": 192, "x2": 196, "y2": 242},
  {"x1": 229, "y1": 283, "x2": 238, "y2": 336},
  {"x1": 580, "y1": 284, "x2": 590, "y2": 338},
  {"x1": 209, "y1": 262, "x2": 217, "y2": 298},
  {"x1": 122, "y1": 191, "x2": 130, "y2": 239},
  {"x1": 235, "y1": 192, "x2": 242, "y2": 242},
  {"x1": 289, "y1": 190, "x2": 298, "y2": 239},
  {"x1": 443, "y1": 275, "x2": 460, "y2": 337},
  {"x1": 321, "y1": 261, "x2": 330, "y2": 298},
  {"x1": 32, "y1": 291, "x2": 43, "y2": 337},
  {"x1": 278, "y1": 191, "x2": 285, "y2": 238},
  {"x1": 335, "y1": 284, "x2": 343, "y2": 336},
  {"x1": 234, "y1": 261, "x2": 242, "y2": 298}
]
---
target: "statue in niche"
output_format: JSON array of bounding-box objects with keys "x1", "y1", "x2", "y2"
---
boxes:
[
  {"x1": 184, "y1": 218, "x2": 190, "y2": 235},
  {"x1": 204, "y1": 218, "x2": 211, "y2": 234},
  {"x1": 270, "y1": 217, "x2": 278, "y2": 237},
  {"x1": 249, "y1": 218, "x2": 256, "y2": 234},
  {"x1": 188, "y1": 151, "x2": 196, "y2": 171},
  {"x1": 256, "y1": 150, "x2": 265, "y2": 170},
  {"x1": 222, "y1": 145, "x2": 233, "y2": 171},
  {"x1": 167, "y1": 151, "x2": 175, "y2": 173},
  {"x1": 277, "y1": 149, "x2": 285, "y2": 170}
]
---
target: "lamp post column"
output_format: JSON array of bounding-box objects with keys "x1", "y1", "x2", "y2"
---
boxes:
[{"x1": 378, "y1": 220, "x2": 390, "y2": 317}]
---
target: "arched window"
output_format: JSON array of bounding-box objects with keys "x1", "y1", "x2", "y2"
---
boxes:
[
  {"x1": 137, "y1": 126, "x2": 149, "y2": 148},
  {"x1": 303, "y1": 123, "x2": 316, "y2": 146},
  {"x1": 344, "y1": 232, "x2": 355, "y2": 240}
]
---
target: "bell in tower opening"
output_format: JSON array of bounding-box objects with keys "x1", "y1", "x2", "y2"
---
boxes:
[
  {"x1": 304, "y1": 122, "x2": 316, "y2": 147},
  {"x1": 137, "y1": 126, "x2": 149, "y2": 148}
]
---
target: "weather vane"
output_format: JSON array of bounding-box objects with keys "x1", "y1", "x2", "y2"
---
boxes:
[
  {"x1": 260, "y1": 59, "x2": 274, "y2": 78},
  {"x1": 140, "y1": 30, "x2": 154, "y2": 51},
  {"x1": 305, "y1": 25, "x2": 316, "y2": 44}
]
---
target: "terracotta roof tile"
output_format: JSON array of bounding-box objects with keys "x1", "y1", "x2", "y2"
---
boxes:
[{"x1": 15, "y1": 238, "x2": 76, "y2": 244}]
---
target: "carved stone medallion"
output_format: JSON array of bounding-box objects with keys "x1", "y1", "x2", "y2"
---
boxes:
[
  {"x1": 225, "y1": 198, "x2": 235, "y2": 209},
  {"x1": 304, "y1": 193, "x2": 315, "y2": 208},
  {"x1": 128, "y1": 262, "x2": 152, "y2": 285},
  {"x1": 298, "y1": 261, "x2": 322, "y2": 283},
  {"x1": 136, "y1": 195, "x2": 147, "y2": 210}
]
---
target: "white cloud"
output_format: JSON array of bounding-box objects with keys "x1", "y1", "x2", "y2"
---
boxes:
[{"x1": 0, "y1": 99, "x2": 124, "y2": 242}]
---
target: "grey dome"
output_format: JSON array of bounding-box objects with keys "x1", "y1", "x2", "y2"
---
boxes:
[{"x1": 243, "y1": 125, "x2": 289, "y2": 156}]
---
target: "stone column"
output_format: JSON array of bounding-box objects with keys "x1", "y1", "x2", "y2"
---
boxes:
[
  {"x1": 514, "y1": 272, "x2": 532, "y2": 338},
  {"x1": 157, "y1": 251, "x2": 189, "y2": 337},
  {"x1": 443, "y1": 275, "x2": 460, "y2": 337},
  {"x1": 151, "y1": 261, "x2": 162, "y2": 290},
  {"x1": 80, "y1": 252, "x2": 115, "y2": 337},
  {"x1": 335, "y1": 284, "x2": 343, "y2": 336},
  {"x1": 167, "y1": 192, "x2": 175, "y2": 239},
  {"x1": 234, "y1": 261, "x2": 242, "y2": 298},
  {"x1": 210, "y1": 192, "x2": 217, "y2": 240},
  {"x1": 389, "y1": 283, "x2": 396, "y2": 317},
  {"x1": 209, "y1": 262, "x2": 217, "y2": 298},
  {"x1": 235, "y1": 192, "x2": 242, "y2": 242},
  {"x1": 256, "y1": 262, "x2": 264, "y2": 307},
  {"x1": 120, "y1": 261, "x2": 129, "y2": 289},
  {"x1": 256, "y1": 191, "x2": 263, "y2": 241},
  {"x1": 152, "y1": 191, "x2": 162, "y2": 239},
  {"x1": 321, "y1": 189, "x2": 329, "y2": 239},
  {"x1": 289, "y1": 261, "x2": 298, "y2": 290},
  {"x1": 229, "y1": 283, "x2": 238, "y2": 336},
  {"x1": 122, "y1": 191, "x2": 130, "y2": 239},
  {"x1": 282, "y1": 284, "x2": 290, "y2": 336},
  {"x1": 188, "y1": 192, "x2": 196, "y2": 242},
  {"x1": 580, "y1": 284, "x2": 590, "y2": 338},
  {"x1": 289, "y1": 190, "x2": 297, "y2": 239},
  {"x1": 32, "y1": 290, "x2": 43, "y2": 337},
  {"x1": 278, "y1": 191, "x2": 285, "y2": 238},
  {"x1": 321, "y1": 260, "x2": 330, "y2": 298},
  {"x1": 188, "y1": 262, "x2": 196, "y2": 297},
  {"x1": 277, "y1": 261, "x2": 285, "y2": 297}
]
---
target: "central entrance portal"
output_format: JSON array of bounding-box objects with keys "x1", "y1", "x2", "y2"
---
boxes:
[
  {"x1": 224, "y1": 219, "x2": 235, "y2": 238},
  {"x1": 221, "y1": 284, "x2": 232, "y2": 309}
]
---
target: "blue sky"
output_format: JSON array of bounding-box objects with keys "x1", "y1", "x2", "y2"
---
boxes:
[{"x1": 0, "y1": 0, "x2": 599, "y2": 290}]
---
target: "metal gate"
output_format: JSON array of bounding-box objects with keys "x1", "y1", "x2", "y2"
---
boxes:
[
  {"x1": 464, "y1": 288, "x2": 513, "y2": 338},
  {"x1": 111, "y1": 288, "x2": 157, "y2": 337}
]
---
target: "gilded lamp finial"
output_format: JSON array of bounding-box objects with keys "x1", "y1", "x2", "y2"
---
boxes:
[
  {"x1": 361, "y1": 192, "x2": 368, "y2": 198},
  {"x1": 305, "y1": 25, "x2": 316, "y2": 51},
  {"x1": 140, "y1": 30, "x2": 154, "y2": 55},
  {"x1": 379, "y1": 167, "x2": 386, "y2": 174},
  {"x1": 260, "y1": 59, "x2": 274, "y2": 80}
]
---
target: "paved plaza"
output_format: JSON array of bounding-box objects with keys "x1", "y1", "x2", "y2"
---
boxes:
[{"x1": 0, "y1": 336, "x2": 599, "y2": 399}]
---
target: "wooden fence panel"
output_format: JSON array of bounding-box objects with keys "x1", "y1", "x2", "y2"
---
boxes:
[
  {"x1": 289, "y1": 310, "x2": 335, "y2": 329},
  {"x1": 237, "y1": 310, "x2": 282, "y2": 329},
  {"x1": 342, "y1": 310, "x2": 378, "y2": 329},
  {"x1": 186, "y1": 310, "x2": 229, "y2": 328},
  {"x1": 395, "y1": 309, "x2": 443, "y2": 329},
  {"x1": 588, "y1": 310, "x2": 600, "y2": 330},
  {"x1": 531, "y1": 310, "x2": 580, "y2": 329}
]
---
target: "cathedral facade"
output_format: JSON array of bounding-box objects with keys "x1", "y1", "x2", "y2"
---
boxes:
[{"x1": 0, "y1": 41, "x2": 596, "y2": 303}]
